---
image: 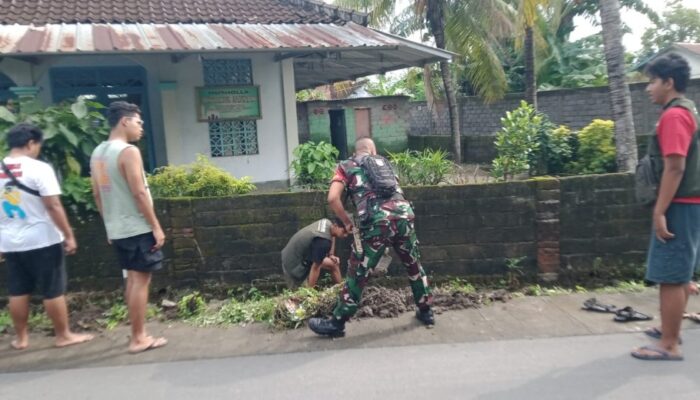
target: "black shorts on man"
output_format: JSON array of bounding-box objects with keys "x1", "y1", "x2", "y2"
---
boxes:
[
  {"x1": 112, "y1": 232, "x2": 163, "y2": 272},
  {"x1": 6, "y1": 243, "x2": 66, "y2": 299}
]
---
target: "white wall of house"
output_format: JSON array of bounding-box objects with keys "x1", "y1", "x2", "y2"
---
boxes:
[
  {"x1": 0, "y1": 52, "x2": 298, "y2": 186},
  {"x1": 161, "y1": 53, "x2": 292, "y2": 185}
]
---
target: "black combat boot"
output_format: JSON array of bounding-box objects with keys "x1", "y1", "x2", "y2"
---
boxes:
[
  {"x1": 308, "y1": 317, "x2": 346, "y2": 337},
  {"x1": 416, "y1": 307, "x2": 435, "y2": 326}
]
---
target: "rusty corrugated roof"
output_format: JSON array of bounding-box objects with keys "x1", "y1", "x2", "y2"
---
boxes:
[
  {"x1": 0, "y1": 0, "x2": 366, "y2": 25},
  {"x1": 0, "y1": 22, "x2": 400, "y2": 54}
]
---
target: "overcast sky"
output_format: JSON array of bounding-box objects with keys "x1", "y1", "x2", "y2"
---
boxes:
[
  {"x1": 571, "y1": 0, "x2": 700, "y2": 52},
  {"x1": 326, "y1": 0, "x2": 699, "y2": 53}
]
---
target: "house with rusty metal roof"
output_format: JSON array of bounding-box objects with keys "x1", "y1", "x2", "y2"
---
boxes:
[{"x1": 0, "y1": 0, "x2": 451, "y2": 187}]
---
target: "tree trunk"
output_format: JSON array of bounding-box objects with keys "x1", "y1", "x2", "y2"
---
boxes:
[
  {"x1": 423, "y1": 65, "x2": 441, "y2": 134},
  {"x1": 427, "y1": 0, "x2": 462, "y2": 163},
  {"x1": 524, "y1": 26, "x2": 537, "y2": 109},
  {"x1": 599, "y1": 0, "x2": 638, "y2": 172}
]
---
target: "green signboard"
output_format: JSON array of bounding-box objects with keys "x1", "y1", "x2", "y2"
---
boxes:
[{"x1": 196, "y1": 85, "x2": 261, "y2": 121}]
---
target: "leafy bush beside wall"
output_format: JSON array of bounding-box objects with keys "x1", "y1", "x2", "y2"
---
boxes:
[
  {"x1": 290, "y1": 141, "x2": 339, "y2": 189},
  {"x1": 388, "y1": 149, "x2": 452, "y2": 185},
  {"x1": 149, "y1": 154, "x2": 256, "y2": 198}
]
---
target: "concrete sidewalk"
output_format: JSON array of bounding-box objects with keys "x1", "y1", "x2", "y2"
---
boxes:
[{"x1": 1, "y1": 288, "x2": 699, "y2": 373}]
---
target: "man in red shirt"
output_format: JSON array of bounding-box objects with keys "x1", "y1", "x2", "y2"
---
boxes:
[{"x1": 632, "y1": 53, "x2": 700, "y2": 361}]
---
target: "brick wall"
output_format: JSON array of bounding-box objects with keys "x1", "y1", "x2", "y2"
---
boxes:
[
  {"x1": 0, "y1": 174, "x2": 652, "y2": 292},
  {"x1": 408, "y1": 79, "x2": 700, "y2": 137}
]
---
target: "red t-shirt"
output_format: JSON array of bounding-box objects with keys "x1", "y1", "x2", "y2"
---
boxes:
[{"x1": 657, "y1": 106, "x2": 700, "y2": 204}]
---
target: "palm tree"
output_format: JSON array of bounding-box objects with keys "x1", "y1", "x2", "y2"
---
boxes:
[
  {"x1": 599, "y1": 0, "x2": 637, "y2": 172},
  {"x1": 516, "y1": 0, "x2": 548, "y2": 109},
  {"x1": 336, "y1": 0, "x2": 513, "y2": 163}
]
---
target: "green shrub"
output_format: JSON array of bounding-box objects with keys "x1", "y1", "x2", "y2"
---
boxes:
[
  {"x1": 388, "y1": 149, "x2": 452, "y2": 185},
  {"x1": 567, "y1": 119, "x2": 616, "y2": 174},
  {"x1": 492, "y1": 101, "x2": 541, "y2": 180},
  {"x1": 493, "y1": 102, "x2": 579, "y2": 179},
  {"x1": 149, "y1": 154, "x2": 256, "y2": 198},
  {"x1": 178, "y1": 292, "x2": 206, "y2": 319},
  {"x1": 290, "y1": 141, "x2": 339, "y2": 189},
  {"x1": 544, "y1": 125, "x2": 576, "y2": 175}
]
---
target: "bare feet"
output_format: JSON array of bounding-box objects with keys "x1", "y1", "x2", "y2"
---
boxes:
[
  {"x1": 11, "y1": 338, "x2": 29, "y2": 350},
  {"x1": 55, "y1": 332, "x2": 95, "y2": 348},
  {"x1": 128, "y1": 336, "x2": 167, "y2": 354}
]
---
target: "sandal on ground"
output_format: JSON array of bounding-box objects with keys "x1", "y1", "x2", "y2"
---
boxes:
[
  {"x1": 128, "y1": 336, "x2": 168, "y2": 354},
  {"x1": 631, "y1": 345, "x2": 683, "y2": 361},
  {"x1": 643, "y1": 327, "x2": 682, "y2": 344},
  {"x1": 581, "y1": 298, "x2": 618, "y2": 313},
  {"x1": 613, "y1": 306, "x2": 653, "y2": 322},
  {"x1": 683, "y1": 312, "x2": 700, "y2": 323}
]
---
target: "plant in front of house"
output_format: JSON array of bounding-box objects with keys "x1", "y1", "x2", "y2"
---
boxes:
[
  {"x1": 388, "y1": 149, "x2": 452, "y2": 185},
  {"x1": 290, "y1": 141, "x2": 339, "y2": 190},
  {"x1": 148, "y1": 154, "x2": 255, "y2": 198},
  {"x1": 0, "y1": 97, "x2": 109, "y2": 214}
]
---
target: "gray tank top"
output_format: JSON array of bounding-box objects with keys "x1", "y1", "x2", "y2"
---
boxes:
[
  {"x1": 281, "y1": 219, "x2": 332, "y2": 279},
  {"x1": 91, "y1": 140, "x2": 152, "y2": 240}
]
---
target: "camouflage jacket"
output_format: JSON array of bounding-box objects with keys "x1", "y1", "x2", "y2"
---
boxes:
[{"x1": 331, "y1": 157, "x2": 414, "y2": 227}]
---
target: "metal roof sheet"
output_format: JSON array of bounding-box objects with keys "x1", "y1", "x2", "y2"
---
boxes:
[
  {"x1": 0, "y1": 22, "x2": 402, "y2": 54},
  {"x1": 0, "y1": 22, "x2": 453, "y2": 90}
]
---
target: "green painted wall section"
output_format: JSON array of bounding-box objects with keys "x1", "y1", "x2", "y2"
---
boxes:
[{"x1": 300, "y1": 98, "x2": 410, "y2": 155}]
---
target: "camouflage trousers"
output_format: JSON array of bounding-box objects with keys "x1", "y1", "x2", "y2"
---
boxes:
[{"x1": 333, "y1": 218, "x2": 432, "y2": 320}]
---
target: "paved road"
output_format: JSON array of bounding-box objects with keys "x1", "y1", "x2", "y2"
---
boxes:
[{"x1": 1, "y1": 330, "x2": 698, "y2": 400}]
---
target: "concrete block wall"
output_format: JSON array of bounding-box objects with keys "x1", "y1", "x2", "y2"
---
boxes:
[{"x1": 0, "y1": 174, "x2": 652, "y2": 292}]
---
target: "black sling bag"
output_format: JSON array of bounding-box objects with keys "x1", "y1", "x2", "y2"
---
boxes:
[{"x1": 1, "y1": 160, "x2": 40, "y2": 197}]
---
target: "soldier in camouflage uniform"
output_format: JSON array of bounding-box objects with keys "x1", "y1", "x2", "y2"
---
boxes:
[{"x1": 308, "y1": 138, "x2": 434, "y2": 337}]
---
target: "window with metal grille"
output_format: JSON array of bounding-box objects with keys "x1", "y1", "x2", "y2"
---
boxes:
[{"x1": 202, "y1": 59, "x2": 258, "y2": 157}]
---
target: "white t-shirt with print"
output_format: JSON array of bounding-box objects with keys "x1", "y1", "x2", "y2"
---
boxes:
[{"x1": 0, "y1": 155, "x2": 63, "y2": 252}]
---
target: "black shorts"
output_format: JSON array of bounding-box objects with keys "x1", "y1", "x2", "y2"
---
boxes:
[
  {"x1": 112, "y1": 232, "x2": 164, "y2": 272},
  {"x1": 6, "y1": 243, "x2": 66, "y2": 299}
]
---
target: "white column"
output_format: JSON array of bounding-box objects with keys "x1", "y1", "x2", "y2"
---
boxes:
[
  {"x1": 280, "y1": 58, "x2": 299, "y2": 183},
  {"x1": 158, "y1": 81, "x2": 180, "y2": 165}
]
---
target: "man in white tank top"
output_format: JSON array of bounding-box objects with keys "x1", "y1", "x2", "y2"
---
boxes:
[{"x1": 90, "y1": 102, "x2": 167, "y2": 353}]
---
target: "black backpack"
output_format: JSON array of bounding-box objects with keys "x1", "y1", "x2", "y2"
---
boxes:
[{"x1": 356, "y1": 155, "x2": 398, "y2": 198}]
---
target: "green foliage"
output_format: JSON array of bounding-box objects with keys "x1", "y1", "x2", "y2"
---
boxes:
[
  {"x1": 639, "y1": 2, "x2": 700, "y2": 59},
  {"x1": 444, "y1": 278, "x2": 476, "y2": 295},
  {"x1": 566, "y1": 119, "x2": 616, "y2": 174},
  {"x1": 101, "y1": 302, "x2": 128, "y2": 330},
  {"x1": 290, "y1": 141, "x2": 339, "y2": 189},
  {"x1": 0, "y1": 309, "x2": 11, "y2": 333},
  {"x1": 538, "y1": 34, "x2": 609, "y2": 89},
  {"x1": 492, "y1": 101, "x2": 541, "y2": 180},
  {"x1": 505, "y1": 256, "x2": 527, "y2": 289},
  {"x1": 0, "y1": 98, "x2": 109, "y2": 213},
  {"x1": 177, "y1": 292, "x2": 206, "y2": 319},
  {"x1": 149, "y1": 154, "x2": 256, "y2": 198},
  {"x1": 296, "y1": 89, "x2": 325, "y2": 102},
  {"x1": 537, "y1": 124, "x2": 576, "y2": 175},
  {"x1": 388, "y1": 149, "x2": 452, "y2": 185},
  {"x1": 61, "y1": 175, "x2": 97, "y2": 213}
]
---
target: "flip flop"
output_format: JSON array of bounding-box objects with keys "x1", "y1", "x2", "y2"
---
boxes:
[
  {"x1": 683, "y1": 312, "x2": 700, "y2": 323},
  {"x1": 631, "y1": 345, "x2": 683, "y2": 361},
  {"x1": 643, "y1": 327, "x2": 682, "y2": 344},
  {"x1": 614, "y1": 306, "x2": 653, "y2": 322},
  {"x1": 581, "y1": 298, "x2": 618, "y2": 313},
  {"x1": 129, "y1": 336, "x2": 168, "y2": 354}
]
